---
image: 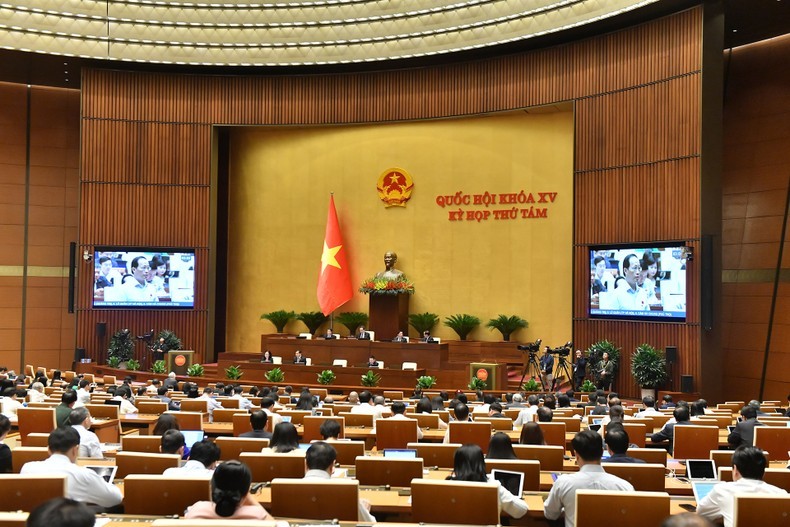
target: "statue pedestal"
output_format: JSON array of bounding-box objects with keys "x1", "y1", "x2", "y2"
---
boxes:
[{"x1": 369, "y1": 294, "x2": 410, "y2": 341}]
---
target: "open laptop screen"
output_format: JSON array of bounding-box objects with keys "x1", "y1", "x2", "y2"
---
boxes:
[
  {"x1": 383, "y1": 449, "x2": 417, "y2": 459},
  {"x1": 687, "y1": 459, "x2": 717, "y2": 480},
  {"x1": 181, "y1": 430, "x2": 205, "y2": 449},
  {"x1": 491, "y1": 469, "x2": 524, "y2": 497}
]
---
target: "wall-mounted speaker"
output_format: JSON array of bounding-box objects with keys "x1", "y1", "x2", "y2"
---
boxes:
[
  {"x1": 681, "y1": 375, "x2": 694, "y2": 393},
  {"x1": 666, "y1": 346, "x2": 678, "y2": 363},
  {"x1": 96, "y1": 322, "x2": 107, "y2": 338}
]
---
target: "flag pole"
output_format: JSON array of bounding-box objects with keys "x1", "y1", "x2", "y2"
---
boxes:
[{"x1": 329, "y1": 192, "x2": 334, "y2": 333}]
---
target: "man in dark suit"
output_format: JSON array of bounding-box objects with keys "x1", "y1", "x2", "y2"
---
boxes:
[
  {"x1": 573, "y1": 349, "x2": 588, "y2": 391},
  {"x1": 239, "y1": 410, "x2": 272, "y2": 439},
  {"x1": 156, "y1": 385, "x2": 181, "y2": 411},
  {"x1": 650, "y1": 405, "x2": 693, "y2": 452},
  {"x1": 392, "y1": 331, "x2": 407, "y2": 342},
  {"x1": 728, "y1": 405, "x2": 764, "y2": 448},
  {"x1": 293, "y1": 350, "x2": 307, "y2": 364},
  {"x1": 420, "y1": 330, "x2": 436, "y2": 343},
  {"x1": 604, "y1": 426, "x2": 646, "y2": 463},
  {"x1": 322, "y1": 329, "x2": 335, "y2": 339},
  {"x1": 366, "y1": 356, "x2": 379, "y2": 368},
  {"x1": 356, "y1": 327, "x2": 370, "y2": 340}
]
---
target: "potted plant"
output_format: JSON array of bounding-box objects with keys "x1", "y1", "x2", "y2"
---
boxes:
[
  {"x1": 260, "y1": 310, "x2": 296, "y2": 333},
  {"x1": 417, "y1": 375, "x2": 436, "y2": 389},
  {"x1": 361, "y1": 370, "x2": 381, "y2": 387},
  {"x1": 336, "y1": 312, "x2": 369, "y2": 334},
  {"x1": 225, "y1": 365, "x2": 243, "y2": 380},
  {"x1": 521, "y1": 377, "x2": 541, "y2": 392},
  {"x1": 187, "y1": 364, "x2": 205, "y2": 377},
  {"x1": 317, "y1": 369, "x2": 336, "y2": 385},
  {"x1": 108, "y1": 329, "x2": 134, "y2": 367},
  {"x1": 444, "y1": 314, "x2": 481, "y2": 341},
  {"x1": 151, "y1": 360, "x2": 166, "y2": 374},
  {"x1": 265, "y1": 367, "x2": 285, "y2": 383},
  {"x1": 126, "y1": 358, "x2": 141, "y2": 371},
  {"x1": 485, "y1": 315, "x2": 528, "y2": 342},
  {"x1": 580, "y1": 379, "x2": 597, "y2": 393},
  {"x1": 297, "y1": 311, "x2": 329, "y2": 336},
  {"x1": 631, "y1": 343, "x2": 668, "y2": 399},
  {"x1": 468, "y1": 376, "x2": 487, "y2": 390},
  {"x1": 586, "y1": 339, "x2": 621, "y2": 386},
  {"x1": 157, "y1": 329, "x2": 182, "y2": 351},
  {"x1": 408, "y1": 312, "x2": 439, "y2": 336}
]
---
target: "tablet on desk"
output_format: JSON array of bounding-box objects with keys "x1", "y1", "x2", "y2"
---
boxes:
[
  {"x1": 691, "y1": 481, "x2": 719, "y2": 504},
  {"x1": 686, "y1": 459, "x2": 717, "y2": 481},
  {"x1": 281, "y1": 416, "x2": 292, "y2": 423},
  {"x1": 491, "y1": 469, "x2": 524, "y2": 497},
  {"x1": 84, "y1": 465, "x2": 118, "y2": 483}
]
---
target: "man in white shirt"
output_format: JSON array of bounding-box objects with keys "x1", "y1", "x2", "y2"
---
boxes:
[
  {"x1": 69, "y1": 407, "x2": 103, "y2": 459},
  {"x1": 232, "y1": 385, "x2": 253, "y2": 410},
  {"x1": 513, "y1": 394, "x2": 540, "y2": 427},
  {"x1": 634, "y1": 395, "x2": 662, "y2": 418},
  {"x1": 544, "y1": 429, "x2": 634, "y2": 527},
  {"x1": 304, "y1": 442, "x2": 375, "y2": 522},
  {"x1": 383, "y1": 401, "x2": 423, "y2": 440},
  {"x1": 0, "y1": 388, "x2": 24, "y2": 418},
  {"x1": 162, "y1": 438, "x2": 219, "y2": 476},
  {"x1": 197, "y1": 387, "x2": 223, "y2": 422},
  {"x1": 350, "y1": 391, "x2": 384, "y2": 420},
  {"x1": 28, "y1": 382, "x2": 47, "y2": 403},
  {"x1": 111, "y1": 385, "x2": 138, "y2": 415},
  {"x1": 260, "y1": 397, "x2": 283, "y2": 429},
  {"x1": 119, "y1": 256, "x2": 158, "y2": 302},
  {"x1": 697, "y1": 446, "x2": 787, "y2": 527},
  {"x1": 21, "y1": 427, "x2": 122, "y2": 511},
  {"x1": 75, "y1": 380, "x2": 92, "y2": 406}
]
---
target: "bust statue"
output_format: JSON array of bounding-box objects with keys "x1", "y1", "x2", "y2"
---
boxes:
[{"x1": 375, "y1": 251, "x2": 404, "y2": 280}]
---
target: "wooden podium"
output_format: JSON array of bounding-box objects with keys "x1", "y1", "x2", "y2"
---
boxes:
[
  {"x1": 368, "y1": 293, "x2": 410, "y2": 341},
  {"x1": 468, "y1": 362, "x2": 506, "y2": 391},
  {"x1": 167, "y1": 350, "x2": 195, "y2": 375}
]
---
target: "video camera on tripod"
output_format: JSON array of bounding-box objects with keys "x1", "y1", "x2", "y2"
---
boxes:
[
  {"x1": 517, "y1": 339, "x2": 542, "y2": 356},
  {"x1": 547, "y1": 341, "x2": 573, "y2": 357},
  {"x1": 136, "y1": 329, "x2": 155, "y2": 343}
]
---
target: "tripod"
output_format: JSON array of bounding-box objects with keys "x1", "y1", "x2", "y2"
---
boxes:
[
  {"x1": 518, "y1": 351, "x2": 544, "y2": 389},
  {"x1": 551, "y1": 353, "x2": 574, "y2": 391}
]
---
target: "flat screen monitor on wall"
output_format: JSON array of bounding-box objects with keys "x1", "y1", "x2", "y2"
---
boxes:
[
  {"x1": 92, "y1": 248, "x2": 195, "y2": 308},
  {"x1": 589, "y1": 245, "x2": 687, "y2": 321}
]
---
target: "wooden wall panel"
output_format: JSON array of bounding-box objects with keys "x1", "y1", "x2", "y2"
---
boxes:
[{"x1": 78, "y1": 7, "x2": 707, "y2": 396}]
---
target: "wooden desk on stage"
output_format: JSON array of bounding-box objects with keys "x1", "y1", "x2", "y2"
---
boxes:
[
  {"x1": 258, "y1": 336, "x2": 449, "y2": 370},
  {"x1": 215, "y1": 361, "x2": 427, "y2": 388}
]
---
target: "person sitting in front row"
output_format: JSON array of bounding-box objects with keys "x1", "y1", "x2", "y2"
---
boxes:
[
  {"x1": 319, "y1": 419, "x2": 342, "y2": 441},
  {"x1": 696, "y1": 445, "x2": 787, "y2": 527},
  {"x1": 304, "y1": 442, "x2": 375, "y2": 522},
  {"x1": 160, "y1": 429, "x2": 186, "y2": 457},
  {"x1": 163, "y1": 438, "x2": 220, "y2": 476},
  {"x1": 262, "y1": 422, "x2": 302, "y2": 454},
  {"x1": 27, "y1": 498, "x2": 95, "y2": 527},
  {"x1": 386, "y1": 401, "x2": 422, "y2": 439},
  {"x1": 603, "y1": 425, "x2": 645, "y2": 463},
  {"x1": 240, "y1": 410, "x2": 272, "y2": 439},
  {"x1": 185, "y1": 460, "x2": 273, "y2": 520}
]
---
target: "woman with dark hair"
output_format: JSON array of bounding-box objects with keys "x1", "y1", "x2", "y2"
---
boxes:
[
  {"x1": 447, "y1": 444, "x2": 528, "y2": 518},
  {"x1": 185, "y1": 461, "x2": 272, "y2": 519},
  {"x1": 295, "y1": 391, "x2": 315, "y2": 412},
  {"x1": 50, "y1": 370, "x2": 62, "y2": 386},
  {"x1": 261, "y1": 350, "x2": 274, "y2": 363},
  {"x1": 431, "y1": 395, "x2": 445, "y2": 411},
  {"x1": 519, "y1": 422, "x2": 546, "y2": 445},
  {"x1": 152, "y1": 413, "x2": 190, "y2": 459},
  {"x1": 487, "y1": 432, "x2": 518, "y2": 460},
  {"x1": 415, "y1": 396, "x2": 448, "y2": 429},
  {"x1": 263, "y1": 422, "x2": 300, "y2": 453}
]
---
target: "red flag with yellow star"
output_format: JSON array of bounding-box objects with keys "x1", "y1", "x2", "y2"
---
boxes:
[{"x1": 317, "y1": 195, "x2": 353, "y2": 315}]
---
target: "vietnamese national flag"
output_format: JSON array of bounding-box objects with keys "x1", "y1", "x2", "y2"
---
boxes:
[{"x1": 317, "y1": 195, "x2": 353, "y2": 315}]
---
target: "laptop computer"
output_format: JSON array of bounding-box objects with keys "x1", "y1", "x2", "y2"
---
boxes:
[
  {"x1": 281, "y1": 415, "x2": 292, "y2": 423},
  {"x1": 691, "y1": 481, "x2": 719, "y2": 504},
  {"x1": 181, "y1": 430, "x2": 205, "y2": 449},
  {"x1": 84, "y1": 465, "x2": 118, "y2": 483},
  {"x1": 383, "y1": 449, "x2": 418, "y2": 459},
  {"x1": 491, "y1": 469, "x2": 525, "y2": 497},
  {"x1": 686, "y1": 459, "x2": 717, "y2": 481}
]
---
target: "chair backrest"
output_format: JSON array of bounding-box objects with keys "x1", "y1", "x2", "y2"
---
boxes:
[
  {"x1": 102, "y1": 375, "x2": 117, "y2": 386},
  {"x1": 124, "y1": 475, "x2": 211, "y2": 515},
  {"x1": 298, "y1": 333, "x2": 312, "y2": 340},
  {"x1": 239, "y1": 452, "x2": 306, "y2": 482},
  {"x1": 212, "y1": 408, "x2": 248, "y2": 423},
  {"x1": 696, "y1": 414, "x2": 734, "y2": 428},
  {"x1": 23, "y1": 433, "x2": 49, "y2": 447},
  {"x1": 601, "y1": 463, "x2": 666, "y2": 491},
  {"x1": 413, "y1": 413, "x2": 440, "y2": 429},
  {"x1": 402, "y1": 362, "x2": 417, "y2": 370},
  {"x1": 718, "y1": 467, "x2": 790, "y2": 491},
  {"x1": 115, "y1": 452, "x2": 181, "y2": 478},
  {"x1": 626, "y1": 447, "x2": 668, "y2": 465},
  {"x1": 279, "y1": 410, "x2": 311, "y2": 425},
  {"x1": 320, "y1": 440, "x2": 364, "y2": 466},
  {"x1": 554, "y1": 416, "x2": 582, "y2": 432},
  {"x1": 214, "y1": 437, "x2": 270, "y2": 460},
  {"x1": 485, "y1": 459, "x2": 541, "y2": 491},
  {"x1": 270, "y1": 478, "x2": 359, "y2": 521},
  {"x1": 303, "y1": 416, "x2": 345, "y2": 443},
  {"x1": 121, "y1": 434, "x2": 164, "y2": 453},
  {"x1": 85, "y1": 404, "x2": 119, "y2": 420},
  {"x1": 332, "y1": 359, "x2": 347, "y2": 367},
  {"x1": 411, "y1": 479, "x2": 499, "y2": 525},
  {"x1": 733, "y1": 494, "x2": 790, "y2": 527},
  {"x1": 215, "y1": 398, "x2": 239, "y2": 409},
  {"x1": 10, "y1": 447, "x2": 50, "y2": 473},
  {"x1": 536, "y1": 422, "x2": 567, "y2": 447},
  {"x1": 710, "y1": 449, "x2": 734, "y2": 467},
  {"x1": 305, "y1": 357, "x2": 312, "y2": 366},
  {"x1": 164, "y1": 411, "x2": 204, "y2": 430},
  {"x1": 376, "y1": 418, "x2": 419, "y2": 450},
  {"x1": 136, "y1": 401, "x2": 168, "y2": 415},
  {"x1": 512, "y1": 444, "x2": 565, "y2": 471},
  {"x1": 0, "y1": 474, "x2": 66, "y2": 512},
  {"x1": 408, "y1": 443, "x2": 461, "y2": 469},
  {"x1": 672, "y1": 424, "x2": 719, "y2": 459},
  {"x1": 179, "y1": 399, "x2": 209, "y2": 414},
  {"x1": 272, "y1": 356, "x2": 283, "y2": 364},
  {"x1": 16, "y1": 408, "x2": 56, "y2": 443},
  {"x1": 232, "y1": 413, "x2": 253, "y2": 436},
  {"x1": 575, "y1": 490, "x2": 670, "y2": 527},
  {"x1": 754, "y1": 427, "x2": 790, "y2": 460},
  {"x1": 354, "y1": 456, "x2": 424, "y2": 487},
  {"x1": 601, "y1": 421, "x2": 648, "y2": 448},
  {"x1": 448, "y1": 422, "x2": 493, "y2": 454},
  {"x1": 338, "y1": 412, "x2": 374, "y2": 427},
  {"x1": 384, "y1": 391, "x2": 404, "y2": 400},
  {"x1": 473, "y1": 416, "x2": 514, "y2": 431}
]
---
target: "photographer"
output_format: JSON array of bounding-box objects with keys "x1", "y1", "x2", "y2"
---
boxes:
[{"x1": 540, "y1": 348, "x2": 554, "y2": 391}]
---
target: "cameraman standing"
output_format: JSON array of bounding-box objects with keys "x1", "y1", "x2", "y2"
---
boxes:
[{"x1": 540, "y1": 348, "x2": 554, "y2": 391}]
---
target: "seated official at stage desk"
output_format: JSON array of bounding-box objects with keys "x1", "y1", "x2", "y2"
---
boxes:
[
  {"x1": 392, "y1": 330, "x2": 407, "y2": 342},
  {"x1": 294, "y1": 350, "x2": 308, "y2": 363}
]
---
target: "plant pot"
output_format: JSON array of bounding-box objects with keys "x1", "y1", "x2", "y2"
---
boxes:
[{"x1": 640, "y1": 388, "x2": 656, "y2": 400}]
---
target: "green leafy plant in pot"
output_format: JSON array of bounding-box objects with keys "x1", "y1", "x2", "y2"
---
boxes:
[
  {"x1": 416, "y1": 375, "x2": 436, "y2": 389},
  {"x1": 336, "y1": 312, "x2": 369, "y2": 334},
  {"x1": 317, "y1": 370, "x2": 336, "y2": 385},
  {"x1": 630, "y1": 343, "x2": 668, "y2": 399},
  {"x1": 225, "y1": 365, "x2": 243, "y2": 380},
  {"x1": 361, "y1": 370, "x2": 381, "y2": 387},
  {"x1": 265, "y1": 367, "x2": 284, "y2": 383},
  {"x1": 580, "y1": 379, "x2": 596, "y2": 393},
  {"x1": 297, "y1": 311, "x2": 328, "y2": 336},
  {"x1": 468, "y1": 376, "x2": 487, "y2": 390},
  {"x1": 408, "y1": 312, "x2": 439, "y2": 336},
  {"x1": 186, "y1": 364, "x2": 204, "y2": 377},
  {"x1": 485, "y1": 315, "x2": 527, "y2": 342},
  {"x1": 444, "y1": 314, "x2": 481, "y2": 341},
  {"x1": 151, "y1": 360, "x2": 166, "y2": 374},
  {"x1": 108, "y1": 329, "x2": 134, "y2": 366},
  {"x1": 521, "y1": 377, "x2": 541, "y2": 392},
  {"x1": 125, "y1": 359, "x2": 141, "y2": 371},
  {"x1": 260, "y1": 310, "x2": 296, "y2": 333},
  {"x1": 157, "y1": 329, "x2": 182, "y2": 351}
]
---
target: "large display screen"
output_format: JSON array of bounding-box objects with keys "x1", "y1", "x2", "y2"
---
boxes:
[
  {"x1": 589, "y1": 245, "x2": 687, "y2": 321},
  {"x1": 93, "y1": 248, "x2": 195, "y2": 308}
]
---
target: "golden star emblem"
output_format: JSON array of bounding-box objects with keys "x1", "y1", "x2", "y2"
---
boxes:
[{"x1": 321, "y1": 242, "x2": 342, "y2": 273}]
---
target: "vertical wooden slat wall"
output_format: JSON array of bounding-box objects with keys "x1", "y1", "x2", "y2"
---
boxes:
[{"x1": 79, "y1": 8, "x2": 704, "y2": 397}]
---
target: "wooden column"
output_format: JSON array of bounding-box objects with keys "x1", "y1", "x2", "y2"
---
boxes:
[{"x1": 368, "y1": 294, "x2": 410, "y2": 341}]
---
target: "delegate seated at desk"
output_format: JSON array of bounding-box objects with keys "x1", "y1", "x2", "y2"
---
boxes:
[
  {"x1": 293, "y1": 350, "x2": 307, "y2": 364},
  {"x1": 392, "y1": 331, "x2": 407, "y2": 342},
  {"x1": 322, "y1": 329, "x2": 336, "y2": 340}
]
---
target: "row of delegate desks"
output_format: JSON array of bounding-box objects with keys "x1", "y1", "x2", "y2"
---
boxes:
[{"x1": 213, "y1": 362, "x2": 428, "y2": 387}]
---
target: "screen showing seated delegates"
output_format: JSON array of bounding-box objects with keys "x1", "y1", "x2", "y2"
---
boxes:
[
  {"x1": 93, "y1": 248, "x2": 195, "y2": 308},
  {"x1": 589, "y1": 245, "x2": 687, "y2": 321}
]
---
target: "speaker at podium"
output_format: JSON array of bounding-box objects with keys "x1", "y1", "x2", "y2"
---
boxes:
[{"x1": 167, "y1": 351, "x2": 195, "y2": 375}]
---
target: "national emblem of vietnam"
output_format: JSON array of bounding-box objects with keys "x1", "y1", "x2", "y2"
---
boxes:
[{"x1": 377, "y1": 168, "x2": 414, "y2": 207}]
